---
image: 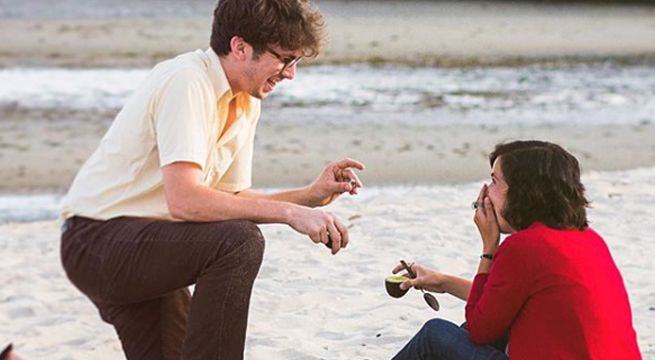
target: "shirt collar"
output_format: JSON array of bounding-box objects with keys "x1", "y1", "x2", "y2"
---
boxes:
[{"x1": 204, "y1": 47, "x2": 253, "y2": 118}]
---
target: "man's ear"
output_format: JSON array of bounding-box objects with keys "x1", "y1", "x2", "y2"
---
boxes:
[{"x1": 229, "y1": 36, "x2": 249, "y2": 61}]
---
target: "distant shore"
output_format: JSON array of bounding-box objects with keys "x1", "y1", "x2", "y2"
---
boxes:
[{"x1": 1, "y1": 1, "x2": 655, "y2": 67}]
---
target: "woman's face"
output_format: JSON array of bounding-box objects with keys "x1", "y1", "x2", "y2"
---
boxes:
[{"x1": 488, "y1": 157, "x2": 515, "y2": 233}]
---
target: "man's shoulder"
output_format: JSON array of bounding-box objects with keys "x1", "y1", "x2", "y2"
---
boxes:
[
  {"x1": 148, "y1": 53, "x2": 216, "y2": 100},
  {"x1": 153, "y1": 50, "x2": 212, "y2": 84}
]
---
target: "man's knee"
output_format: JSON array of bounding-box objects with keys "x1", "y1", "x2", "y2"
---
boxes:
[
  {"x1": 215, "y1": 220, "x2": 265, "y2": 282},
  {"x1": 237, "y1": 220, "x2": 265, "y2": 244},
  {"x1": 235, "y1": 220, "x2": 265, "y2": 260},
  {"x1": 212, "y1": 220, "x2": 265, "y2": 264}
]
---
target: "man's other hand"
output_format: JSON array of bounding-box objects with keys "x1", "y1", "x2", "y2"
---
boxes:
[{"x1": 287, "y1": 206, "x2": 349, "y2": 255}]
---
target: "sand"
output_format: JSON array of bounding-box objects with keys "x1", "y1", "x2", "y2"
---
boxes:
[
  {"x1": 1, "y1": 167, "x2": 654, "y2": 358},
  {"x1": 2, "y1": 105, "x2": 655, "y2": 192},
  {"x1": 1, "y1": 1, "x2": 654, "y2": 358}
]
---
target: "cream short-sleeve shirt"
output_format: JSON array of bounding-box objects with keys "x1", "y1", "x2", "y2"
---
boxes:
[{"x1": 61, "y1": 48, "x2": 261, "y2": 220}]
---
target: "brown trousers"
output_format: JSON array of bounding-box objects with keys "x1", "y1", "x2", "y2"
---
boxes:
[{"x1": 60, "y1": 216, "x2": 265, "y2": 360}]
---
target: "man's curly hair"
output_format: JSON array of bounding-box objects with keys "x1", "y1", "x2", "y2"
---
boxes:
[{"x1": 211, "y1": 0, "x2": 326, "y2": 58}]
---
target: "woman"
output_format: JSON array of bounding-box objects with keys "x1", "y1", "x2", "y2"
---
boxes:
[{"x1": 391, "y1": 140, "x2": 641, "y2": 359}]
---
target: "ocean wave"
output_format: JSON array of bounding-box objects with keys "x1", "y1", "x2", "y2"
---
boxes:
[
  {"x1": 0, "y1": 194, "x2": 62, "y2": 224},
  {"x1": 0, "y1": 64, "x2": 654, "y2": 126}
]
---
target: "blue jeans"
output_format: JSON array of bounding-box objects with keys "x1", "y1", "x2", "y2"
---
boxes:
[{"x1": 391, "y1": 319, "x2": 508, "y2": 360}]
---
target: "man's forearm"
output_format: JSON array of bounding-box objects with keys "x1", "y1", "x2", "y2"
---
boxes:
[
  {"x1": 235, "y1": 188, "x2": 316, "y2": 207},
  {"x1": 168, "y1": 184, "x2": 300, "y2": 223}
]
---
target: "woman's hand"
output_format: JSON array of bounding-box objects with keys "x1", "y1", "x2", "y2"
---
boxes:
[
  {"x1": 473, "y1": 184, "x2": 500, "y2": 253},
  {"x1": 391, "y1": 262, "x2": 449, "y2": 293}
]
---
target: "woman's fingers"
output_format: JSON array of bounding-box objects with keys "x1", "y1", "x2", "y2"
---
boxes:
[
  {"x1": 475, "y1": 184, "x2": 488, "y2": 217},
  {"x1": 484, "y1": 196, "x2": 495, "y2": 219},
  {"x1": 392, "y1": 264, "x2": 405, "y2": 274},
  {"x1": 400, "y1": 279, "x2": 415, "y2": 291},
  {"x1": 476, "y1": 184, "x2": 486, "y2": 204}
]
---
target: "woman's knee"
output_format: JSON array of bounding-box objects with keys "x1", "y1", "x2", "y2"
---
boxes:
[
  {"x1": 418, "y1": 318, "x2": 462, "y2": 347},
  {"x1": 423, "y1": 318, "x2": 455, "y2": 331}
]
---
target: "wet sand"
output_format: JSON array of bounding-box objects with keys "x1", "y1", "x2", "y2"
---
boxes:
[{"x1": 2, "y1": 105, "x2": 655, "y2": 192}]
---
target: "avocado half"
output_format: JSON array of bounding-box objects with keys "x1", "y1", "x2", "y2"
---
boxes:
[{"x1": 385, "y1": 275, "x2": 411, "y2": 298}]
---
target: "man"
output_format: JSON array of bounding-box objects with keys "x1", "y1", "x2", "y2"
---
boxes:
[{"x1": 60, "y1": 0, "x2": 364, "y2": 359}]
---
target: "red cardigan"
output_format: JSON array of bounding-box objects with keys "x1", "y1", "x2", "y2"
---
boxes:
[{"x1": 466, "y1": 222, "x2": 641, "y2": 359}]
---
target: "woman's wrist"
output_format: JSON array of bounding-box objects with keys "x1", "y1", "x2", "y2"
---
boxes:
[
  {"x1": 436, "y1": 273, "x2": 454, "y2": 292},
  {"x1": 482, "y1": 246, "x2": 497, "y2": 255},
  {"x1": 482, "y1": 239, "x2": 499, "y2": 255},
  {"x1": 440, "y1": 273, "x2": 470, "y2": 300}
]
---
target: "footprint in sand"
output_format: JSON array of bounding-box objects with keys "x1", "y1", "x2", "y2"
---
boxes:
[
  {"x1": 8, "y1": 306, "x2": 35, "y2": 319},
  {"x1": 62, "y1": 337, "x2": 95, "y2": 347}
]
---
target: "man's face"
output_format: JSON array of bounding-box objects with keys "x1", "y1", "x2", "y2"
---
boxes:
[{"x1": 243, "y1": 45, "x2": 303, "y2": 99}]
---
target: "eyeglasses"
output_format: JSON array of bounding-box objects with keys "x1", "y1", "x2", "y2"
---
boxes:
[{"x1": 266, "y1": 47, "x2": 302, "y2": 74}]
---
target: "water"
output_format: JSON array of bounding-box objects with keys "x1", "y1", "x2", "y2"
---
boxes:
[
  {"x1": 0, "y1": 194, "x2": 63, "y2": 224},
  {"x1": 1, "y1": 62, "x2": 655, "y2": 223},
  {"x1": 2, "y1": 63, "x2": 654, "y2": 126},
  {"x1": 2, "y1": 165, "x2": 655, "y2": 224}
]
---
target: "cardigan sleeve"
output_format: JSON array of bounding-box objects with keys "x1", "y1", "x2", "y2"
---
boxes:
[{"x1": 465, "y1": 234, "x2": 537, "y2": 345}]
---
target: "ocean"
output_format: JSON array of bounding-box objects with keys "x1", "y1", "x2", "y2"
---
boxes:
[{"x1": 1, "y1": 63, "x2": 654, "y2": 126}]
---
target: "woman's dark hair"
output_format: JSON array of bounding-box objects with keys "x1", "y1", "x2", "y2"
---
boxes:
[
  {"x1": 210, "y1": 0, "x2": 326, "y2": 58},
  {"x1": 490, "y1": 140, "x2": 589, "y2": 231}
]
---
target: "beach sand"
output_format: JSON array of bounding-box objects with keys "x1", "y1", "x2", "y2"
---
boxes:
[
  {"x1": 1, "y1": 167, "x2": 654, "y2": 358},
  {"x1": 2, "y1": 105, "x2": 655, "y2": 192},
  {"x1": 1, "y1": 1, "x2": 655, "y2": 68},
  {"x1": 1, "y1": 1, "x2": 654, "y2": 358}
]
